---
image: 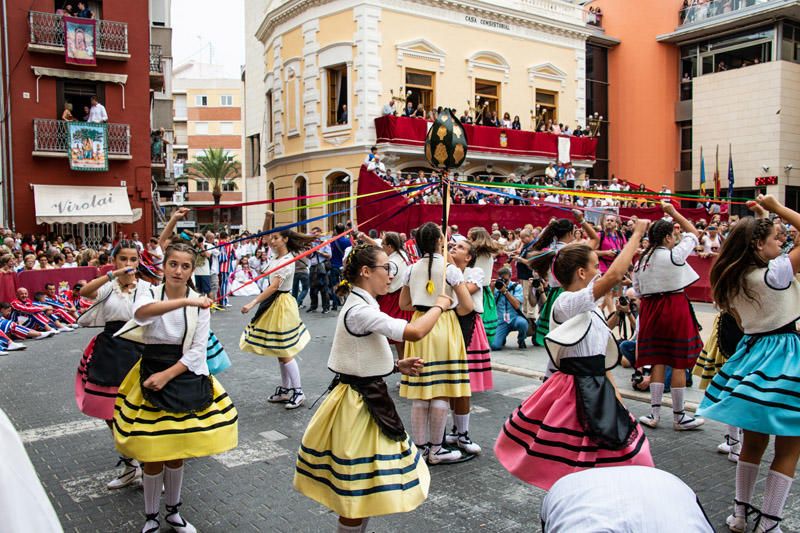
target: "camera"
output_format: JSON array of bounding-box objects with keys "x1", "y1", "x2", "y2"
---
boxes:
[
  {"x1": 618, "y1": 296, "x2": 629, "y2": 307},
  {"x1": 495, "y1": 279, "x2": 506, "y2": 291},
  {"x1": 531, "y1": 277, "x2": 542, "y2": 289}
]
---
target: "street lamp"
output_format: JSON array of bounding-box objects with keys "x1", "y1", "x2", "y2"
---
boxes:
[{"x1": 587, "y1": 112, "x2": 604, "y2": 136}]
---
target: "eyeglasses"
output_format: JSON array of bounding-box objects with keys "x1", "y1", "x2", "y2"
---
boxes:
[{"x1": 370, "y1": 263, "x2": 398, "y2": 276}]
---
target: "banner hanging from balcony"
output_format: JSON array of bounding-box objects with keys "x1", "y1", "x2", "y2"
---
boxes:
[
  {"x1": 63, "y1": 15, "x2": 96, "y2": 66},
  {"x1": 68, "y1": 122, "x2": 108, "y2": 171}
]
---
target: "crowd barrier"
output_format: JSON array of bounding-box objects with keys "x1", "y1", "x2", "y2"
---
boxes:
[{"x1": 0, "y1": 267, "x2": 100, "y2": 302}]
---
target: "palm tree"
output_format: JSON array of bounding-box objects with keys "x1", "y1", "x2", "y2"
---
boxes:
[{"x1": 185, "y1": 148, "x2": 241, "y2": 228}]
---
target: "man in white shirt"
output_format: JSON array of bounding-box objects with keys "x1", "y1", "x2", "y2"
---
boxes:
[
  {"x1": 86, "y1": 96, "x2": 108, "y2": 123},
  {"x1": 608, "y1": 177, "x2": 622, "y2": 191}
]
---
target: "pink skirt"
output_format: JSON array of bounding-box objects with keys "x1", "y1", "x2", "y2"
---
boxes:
[
  {"x1": 378, "y1": 291, "x2": 413, "y2": 345},
  {"x1": 467, "y1": 317, "x2": 493, "y2": 392},
  {"x1": 494, "y1": 371, "x2": 654, "y2": 490},
  {"x1": 638, "y1": 293, "x2": 703, "y2": 369},
  {"x1": 75, "y1": 336, "x2": 119, "y2": 420}
]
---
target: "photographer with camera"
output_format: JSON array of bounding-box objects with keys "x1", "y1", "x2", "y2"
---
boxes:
[
  {"x1": 509, "y1": 228, "x2": 541, "y2": 320},
  {"x1": 489, "y1": 267, "x2": 529, "y2": 351}
]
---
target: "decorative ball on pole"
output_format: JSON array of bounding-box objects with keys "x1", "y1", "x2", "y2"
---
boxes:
[{"x1": 424, "y1": 108, "x2": 469, "y2": 170}]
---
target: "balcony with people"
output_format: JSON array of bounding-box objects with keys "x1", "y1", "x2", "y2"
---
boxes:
[
  {"x1": 677, "y1": 0, "x2": 779, "y2": 27},
  {"x1": 33, "y1": 118, "x2": 130, "y2": 159},
  {"x1": 28, "y1": 3, "x2": 129, "y2": 60}
]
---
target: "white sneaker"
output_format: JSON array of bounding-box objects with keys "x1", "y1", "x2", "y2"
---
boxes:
[
  {"x1": 165, "y1": 504, "x2": 197, "y2": 533},
  {"x1": 285, "y1": 390, "x2": 305, "y2": 410},
  {"x1": 427, "y1": 446, "x2": 465, "y2": 465},
  {"x1": 0, "y1": 351, "x2": 8, "y2": 356},
  {"x1": 717, "y1": 440, "x2": 732, "y2": 454},
  {"x1": 35, "y1": 331, "x2": 55, "y2": 339},
  {"x1": 49, "y1": 329, "x2": 61, "y2": 335},
  {"x1": 107, "y1": 458, "x2": 142, "y2": 490},
  {"x1": 456, "y1": 433, "x2": 482, "y2": 455},
  {"x1": 6, "y1": 342, "x2": 26, "y2": 351},
  {"x1": 673, "y1": 412, "x2": 705, "y2": 431},
  {"x1": 726, "y1": 514, "x2": 746, "y2": 533},
  {"x1": 267, "y1": 386, "x2": 293, "y2": 403},
  {"x1": 57, "y1": 326, "x2": 71, "y2": 333},
  {"x1": 638, "y1": 414, "x2": 660, "y2": 428}
]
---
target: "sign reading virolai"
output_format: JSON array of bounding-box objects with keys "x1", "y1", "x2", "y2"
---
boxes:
[{"x1": 33, "y1": 185, "x2": 139, "y2": 224}]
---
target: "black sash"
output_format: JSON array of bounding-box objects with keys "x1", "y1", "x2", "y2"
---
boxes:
[
  {"x1": 456, "y1": 310, "x2": 478, "y2": 348},
  {"x1": 338, "y1": 374, "x2": 406, "y2": 442},
  {"x1": 559, "y1": 355, "x2": 635, "y2": 450},
  {"x1": 251, "y1": 290, "x2": 290, "y2": 324},
  {"x1": 741, "y1": 321, "x2": 798, "y2": 355},
  {"x1": 718, "y1": 312, "x2": 745, "y2": 358},
  {"x1": 139, "y1": 344, "x2": 213, "y2": 413},
  {"x1": 86, "y1": 320, "x2": 144, "y2": 387}
]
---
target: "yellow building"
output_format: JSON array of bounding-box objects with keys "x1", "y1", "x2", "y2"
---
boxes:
[
  {"x1": 171, "y1": 62, "x2": 245, "y2": 227},
  {"x1": 250, "y1": 0, "x2": 602, "y2": 231}
]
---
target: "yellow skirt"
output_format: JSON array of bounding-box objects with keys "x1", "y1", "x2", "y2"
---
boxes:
[
  {"x1": 240, "y1": 292, "x2": 311, "y2": 358},
  {"x1": 113, "y1": 361, "x2": 238, "y2": 463},
  {"x1": 692, "y1": 314, "x2": 726, "y2": 390},
  {"x1": 293, "y1": 383, "x2": 429, "y2": 519},
  {"x1": 400, "y1": 310, "x2": 471, "y2": 400}
]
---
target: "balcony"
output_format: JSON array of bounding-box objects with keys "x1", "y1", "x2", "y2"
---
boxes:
[
  {"x1": 150, "y1": 44, "x2": 164, "y2": 90},
  {"x1": 28, "y1": 11, "x2": 129, "y2": 60},
  {"x1": 33, "y1": 119, "x2": 131, "y2": 159},
  {"x1": 678, "y1": 0, "x2": 779, "y2": 26}
]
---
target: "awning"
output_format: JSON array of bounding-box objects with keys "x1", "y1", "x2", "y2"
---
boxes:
[
  {"x1": 33, "y1": 184, "x2": 142, "y2": 224},
  {"x1": 31, "y1": 66, "x2": 128, "y2": 84}
]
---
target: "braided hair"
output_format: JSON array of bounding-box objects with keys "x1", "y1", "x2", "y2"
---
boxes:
[
  {"x1": 336, "y1": 244, "x2": 382, "y2": 298},
  {"x1": 634, "y1": 219, "x2": 674, "y2": 273},
  {"x1": 417, "y1": 222, "x2": 442, "y2": 291},
  {"x1": 382, "y1": 231, "x2": 409, "y2": 264},
  {"x1": 529, "y1": 218, "x2": 574, "y2": 278},
  {"x1": 711, "y1": 217, "x2": 774, "y2": 312}
]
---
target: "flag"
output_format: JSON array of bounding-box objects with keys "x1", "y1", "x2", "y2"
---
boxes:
[
  {"x1": 699, "y1": 146, "x2": 706, "y2": 196},
  {"x1": 727, "y1": 144, "x2": 734, "y2": 199},
  {"x1": 713, "y1": 144, "x2": 720, "y2": 200}
]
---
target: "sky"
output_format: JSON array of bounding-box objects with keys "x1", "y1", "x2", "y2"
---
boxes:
[{"x1": 171, "y1": 0, "x2": 245, "y2": 79}]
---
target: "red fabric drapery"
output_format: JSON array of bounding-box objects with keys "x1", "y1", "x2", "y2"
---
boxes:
[{"x1": 374, "y1": 115, "x2": 598, "y2": 161}]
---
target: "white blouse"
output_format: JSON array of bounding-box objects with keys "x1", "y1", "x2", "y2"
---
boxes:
[
  {"x1": 95, "y1": 280, "x2": 150, "y2": 323},
  {"x1": 403, "y1": 256, "x2": 465, "y2": 309},
  {"x1": 346, "y1": 287, "x2": 407, "y2": 341},
  {"x1": 387, "y1": 251, "x2": 410, "y2": 294},
  {"x1": 132, "y1": 288, "x2": 210, "y2": 376},
  {"x1": 266, "y1": 253, "x2": 295, "y2": 291},
  {"x1": 551, "y1": 279, "x2": 611, "y2": 360}
]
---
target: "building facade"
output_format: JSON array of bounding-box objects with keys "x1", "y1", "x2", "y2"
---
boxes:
[
  {"x1": 169, "y1": 63, "x2": 244, "y2": 228},
  {"x1": 252, "y1": 0, "x2": 601, "y2": 231},
  {"x1": 0, "y1": 0, "x2": 170, "y2": 243}
]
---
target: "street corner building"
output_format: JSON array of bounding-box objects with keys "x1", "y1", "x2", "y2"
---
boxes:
[{"x1": 0, "y1": 1, "x2": 175, "y2": 244}]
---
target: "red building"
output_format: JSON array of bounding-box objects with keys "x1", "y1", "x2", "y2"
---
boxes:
[{"x1": 0, "y1": 1, "x2": 157, "y2": 243}]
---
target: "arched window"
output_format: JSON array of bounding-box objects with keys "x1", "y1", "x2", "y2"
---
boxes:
[
  {"x1": 267, "y1": 181, "x2": 275, "y2": 230},
  {"x1": 326, "y1": 172, "x2": 351, "y2": 231},
  {"x1": 295, "y1": 176, "x2": 307, "y2": 233}
]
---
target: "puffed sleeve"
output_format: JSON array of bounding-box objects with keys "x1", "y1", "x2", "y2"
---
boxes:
[
  {"x1": 552, "y1": 277, "x2": 602, "y2": 324},
  {"x1": 446, "y1": 263, "x2": 465, "y2": 285},
  {"x1": 180, "y1": 307, "x2": 210, "y2": 376},
  {"x1": 270, "y1": 256, "x2": 295, "y2": 282},
  {"x1": 132, "y1": 287, "x2": 157, "y2": 326},
  {"x1": 94, "y1": 282, "x2": 113, "y2": 301},
  {"x1": 345, "y1": 304, "x2": 407, "y2": 342},
  {"x1": 671, "y1": 233, "x2": 699, "y2": 263},
  {"x1": 765, "y1": 254, "x2": 794, "y2": 290},
  {"x1": 464, "y1": 267, "x2": 484, "y2": 287}
]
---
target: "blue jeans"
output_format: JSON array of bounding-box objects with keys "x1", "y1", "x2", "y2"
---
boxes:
[
  {"x1": 292, "y1": 272, "x2": 310, "y2": 306},
  {"x1": 619, "y1": 340, "x2": 637, "y2": 367},
  {"x1": 490, "y1": 316, "x2": 529, "y2": 350},
  {"x1": 327, "y1": 267, "x2": 342, "y2": 310}
]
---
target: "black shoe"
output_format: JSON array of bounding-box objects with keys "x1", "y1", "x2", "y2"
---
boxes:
[
  {"x1": 518, "y1": 339, "x2": 527, "y2": 349},
  {"x1": 306, "y1": 308, "x2": 317, "y2": 313},
  {"x1": 322, "y1": 309, "x2": 330, "y2": 314}
]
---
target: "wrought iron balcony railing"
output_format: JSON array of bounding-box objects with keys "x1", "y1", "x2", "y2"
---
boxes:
[
  {"x1": 33, "y1": 119, "x2": 131, "y2": 157},
  {"x1": 149, "y1": 45, "x2": 163, "y2": 74},
  {"x1": 28, "y1": 11, "x2": 129, "y2": 56},
  {"x1": 678, "y1": 0, "x2": 775, "y2": 26}
]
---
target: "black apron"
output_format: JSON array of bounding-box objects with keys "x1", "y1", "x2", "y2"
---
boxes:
[
  {"x1": 456, "y1": 310, "x2": 478, "y2": 348},
  {"x1": 337, "y1": 374, "x2": 406, "y2": 442},
  {"x1": 560, "y1": 355, "x2": 635, "y2": 450},
  {"x1": 717, "y1": 312, "x2": 745, "y2": 358},
  {"x1": 139, "y1": 344, "x2": 213, "y2": 413},
  {"x1": 250, "y1": 290, "x2": 290, "y2": 324},
  {"x1": 86, "y1": 320, "x2": 144, "y2": 387}
]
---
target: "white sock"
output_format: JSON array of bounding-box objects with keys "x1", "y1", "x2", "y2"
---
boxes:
[
  {"x1": 410, "y1": 400, "x2": 430, "y2": 447},
  {"x1": 279, "y1": 363, "x2": 290, "y2": 388},
  {"x1": 428, "y1": 399, "x2": 450, "y2": 452},
  {"x1": 163, "y1": 465, "x2": 184, "y2": 507},
  {"x1": 454, "y1": 413, "x2": 469, "y2": 434},
  {"x1": 650, "y1": 382, "x2": 664, "y2": 418},
  {"x1": 360, "y1": 518, "x2": 370, "y2": 533},
  {"x1": 671, "y1": 387, "x2": 686, "y2": 421},
  {"x1": 734, "y1": 460, "x2": 760, "y2": 517},
  {"x1": 728, "y1": 425, "x2": 741, "y2": 443},
  {"x1": 337, "y1": 521, "x2": 362, "y2": 532},
  {"x1": 143, "y1": 469, "x2": 164, "y2": 517},
  {"x1": 284, "y1": 359, "x2": 302, "y2": 391},
  {"x1": 760, "y1": 470, "x2": 793, "y2": 530},
  {"x1": 449, "y1": 408, "x2": 456, "y2": 432}
]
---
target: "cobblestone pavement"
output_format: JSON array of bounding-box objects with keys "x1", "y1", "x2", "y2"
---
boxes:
[{"x1": 0, "y1": 298, "x2": 797, "y2": 532}]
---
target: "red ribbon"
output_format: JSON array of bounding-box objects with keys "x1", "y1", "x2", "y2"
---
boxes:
[{"x1": 193, "y1": 191, "x2": 346, "y2": 211}]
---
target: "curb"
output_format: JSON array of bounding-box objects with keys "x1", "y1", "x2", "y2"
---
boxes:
[{"x1": 492, "y1": 362, "x2": 699, "y2": 413}]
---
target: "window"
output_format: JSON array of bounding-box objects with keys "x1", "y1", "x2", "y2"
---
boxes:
[
  {"x1": 220, "y1": 95, "x2": 233, "y2": 106},
  {"x1": 683, "y1": 26, "x2": 774, "y2": 76},
  {"x1": 247, "y1": 134, "x2": 261, "y2": 176},
  {"x1": 679, "y1": 121, "x2": 692, "y2": 172},
  {"x1": 535, "y1": 90, "x2": 558, "y2": 125},
  {"x1": 326, "y1": 173, "x2": 350, "y2": 231},
  {"x1": 220, "y1": 122, "x2": 234, "y2": 135},
  {"x1": 405, "y1": 69, "x2": 434, "y2": 113},
  {"x1": 295, "y1": 176, "x2": 307, "y2": 233},
  {"x1": 195, "y1": 95, "x2": 208, "y2": 106},
  {"x1": 195, "y1": 180, "x2": 209, "y2": 192},
  {"x1": 222, "y1": 181, "x2": 237, "y2": 192},
  {"x1": 57, "y1": 80, "x2": 105, "y2": 122},
  {"x1": 782, "y1": 21, "x2": 800, "y2": 62},
  {"x1": 475, "y1": 79, "x2": 501, "y2": 120},
  {"x1": 195, "y1": 122, "x2": 208, "y2": 135},
  {"x1": 325, "y1": 65, "x2": 348, "y2": 127},
  {"x1": 174, "y1": 94, "x2": 187, "y2": 118},
  {"x1": 265, "y1": 90, "x2": 273, "y2": 144}
]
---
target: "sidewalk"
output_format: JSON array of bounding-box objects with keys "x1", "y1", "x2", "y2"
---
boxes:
[{"x1": 491, "y1": 302, "x2": 718, "y2": 412}]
